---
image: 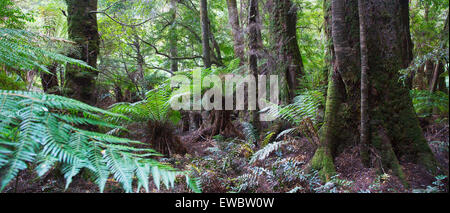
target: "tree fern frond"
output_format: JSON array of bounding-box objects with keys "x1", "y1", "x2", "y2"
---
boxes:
[
  {"x1": 0, "y1": 90, "x2": 200, "y2": 193},
  {"x1": 0, "y1": 28, "x2": 93, "y2": 74}
]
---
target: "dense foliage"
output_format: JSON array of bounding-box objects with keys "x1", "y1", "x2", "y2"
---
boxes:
[{"x1": 0, "y1": 0, "x2": 448, "y2": 193}]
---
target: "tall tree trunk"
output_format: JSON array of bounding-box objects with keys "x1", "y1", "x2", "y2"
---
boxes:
[
  {"x1": 310, "y1": 0, "x2": 439, "y2": 183},
  {"x1": 269, "y1": 0, "x2": 305, "y2": 103},
  {"x1": 310, "y1": 0, "x2": 361, "y2": 180},
  {"x1": 248, "y1": 0, "x2": 261, "y2": 133},
  {"x1": 226, "y1": 0, "x2": 246, "y2": 64},
  {"x1": 362, "y1": 0, "x2": 437, "y2": 177},
  {"x1": 323, "y1": 0, "x2": 333, "y2": 92},
  {"x1": 429, "y1": 63, "x2": 442, "y2": 93},
  {"x1": 64, "y1": 0, "x2": 99, "y2": 105},
  {"x1": 169, "y1": 0, "x2": 178, "y2": 73},
  {"x1": 358, "y1": 0, "x2": 370, "y2": 166},
  {"x1": 200, "y1": 0, "x2": 211, "y2": 69}
]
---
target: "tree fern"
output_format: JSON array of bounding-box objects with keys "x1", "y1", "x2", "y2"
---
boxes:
[
  {"x1": 0, "y1": 90, "x2": 200, "y2": 192},
  {"x1": 262, "y1": 90, "x2": 324, "y2": 141},
  {"x1": 0, "y1": 28, "x2": 90, "y2": 74},
  {"x1": 109, "y1": 88, "x2": 180, "y2": 124}
]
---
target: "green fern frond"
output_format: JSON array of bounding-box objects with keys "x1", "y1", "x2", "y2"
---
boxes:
[
  {"x1": 242, "y1": 122, "x2": 258, "y2": 144},
  {"x1": 264, "y1": 90, "x2": 324, "y2": 127},
  {"x1": 0, "y1": 28, "x2": 93, "y2": 74},
  {"x1": 250, "y1": 140, "x2": 290, "y2": 164},
  {"x1": 0, "y1": 90, "x2": 200, "y2": 193}
]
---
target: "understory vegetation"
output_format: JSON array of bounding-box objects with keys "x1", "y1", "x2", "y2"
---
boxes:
[{"x1": 0, "y1": 0, "x2": 448, "y2": 193}]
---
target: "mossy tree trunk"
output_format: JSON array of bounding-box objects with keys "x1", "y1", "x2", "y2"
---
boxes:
[
  {"x1": 311, "y1": 0, "x2": 361, "y2": 180},
  {"x1": 310, "y1": 0, "x2": 439, "y2": 183},
  {"x1": 64, "y1": 0, "x2": 100, "y2": 105},
  {"x1": 269, "y1": 0, "x2": 305, "y2": 103}
]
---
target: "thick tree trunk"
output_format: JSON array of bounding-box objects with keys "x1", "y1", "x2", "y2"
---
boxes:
[
  {"x1": 362, "y1": 0, "x2": 437, "y2": 177},
  {"x1": 226, "y1": 0, "x2": 246, "y2": 64},
  {"x1": 269, "y1": 0, "x2": 305, "y2": 103},
  {"x1": 311, "y1": 0, "x2": 361, "y2": 180},
  {"x1": 400, "y1": 0, "x2": 414, "y2": 90},
  {"x1": 64, "y1": 0, "x2": 99, "y2": 105},
  {"x1": 310, "y1": 0, "x2": 439, "y2": 182}
]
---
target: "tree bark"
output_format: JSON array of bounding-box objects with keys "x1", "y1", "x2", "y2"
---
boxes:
[
  {"x1": 310, "y1": 0, "x2": 439, "y2": 182},
  {"x1": 64, "y1": 0, "x2": 100, "y2": 105},
  {"x1": 358, "y1": 0, "x2": 370, "y2": 166},
  {"x1": 200, "y1": 0, "x2": 211, "y2": 69},
  {"x1": 310, "y1": 0, "x2": 361, "y2": 180},
  {"x1": 400, "y1": 0, "x2": 414, "y2": 90},
  {"x1": 269, "y1": 0, "x2": 305, "y2": 103},
  {"x1": 169, "y1": 0, "x2": 179, "y2": 73},
  {"x1": 226, "y1": 0, "x2": 246, "y2": 64},
  {"x1": 323, "y1": 0, "x2": 333, "y2": 91},
  {"x1": 248, "y1": 0, "x2": 261, "y2": 133}
]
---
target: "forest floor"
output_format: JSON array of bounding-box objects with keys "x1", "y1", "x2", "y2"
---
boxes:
[{"x1": 3, "y1": 119, "x2": 448, "y2": 193}]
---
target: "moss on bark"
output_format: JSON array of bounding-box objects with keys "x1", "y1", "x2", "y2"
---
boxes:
[
  {"x1": 64, "y1": 0, "x2": 99, "y2": 105},
  {"x1": 310, "y1": 0, "x2": 439, "y2": 185},
  {"x1": 311, "y1": 147, "x2": 336, "y2": 181}
]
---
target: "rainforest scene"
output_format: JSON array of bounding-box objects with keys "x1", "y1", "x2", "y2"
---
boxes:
[{"x1": 0, "y1": 0, "x2": 449, "y2": 194}]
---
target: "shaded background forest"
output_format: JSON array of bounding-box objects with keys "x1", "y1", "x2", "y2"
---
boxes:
[{"x1": 0, "y1": 0, "x2": 448, "y2": 193}]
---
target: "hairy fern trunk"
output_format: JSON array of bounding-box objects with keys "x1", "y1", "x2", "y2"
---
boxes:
[{"x1": 147, "y1": 121, "x2": 186, "y2": 156}]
